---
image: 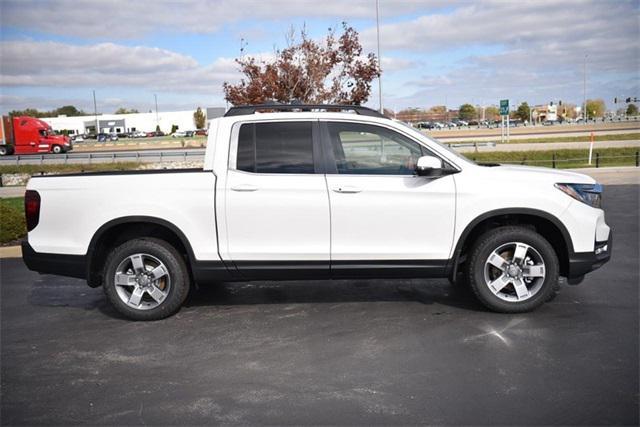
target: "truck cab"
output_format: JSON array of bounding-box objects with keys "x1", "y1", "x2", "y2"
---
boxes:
[{"x1": 0, "y1": 116, "x2": 72, "y2": 155}]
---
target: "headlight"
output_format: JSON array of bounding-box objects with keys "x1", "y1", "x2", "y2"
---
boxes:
[{"x1": 555, "y1": 183, "x2": 603, "y2": 208}]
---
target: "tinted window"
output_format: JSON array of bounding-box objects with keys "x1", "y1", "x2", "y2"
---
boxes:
[
  {"x1": 236, "y1": 122, "x2": 314, "y2": 174},
  {"x1": 327, "y1": 122, "x2": 425, "y2": 175}
]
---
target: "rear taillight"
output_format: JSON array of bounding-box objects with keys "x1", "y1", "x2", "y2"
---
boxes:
[{"x1": 24, "y1": 190, "x2": 40, "y2": 232}]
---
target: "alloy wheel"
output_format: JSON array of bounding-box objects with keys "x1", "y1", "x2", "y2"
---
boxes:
[
  {"x1": 113, "y1": 253, "x2": 171, "y2": 310},
  {"x1": 483, "y1": 241, "x2": 546, "y2": 302}
]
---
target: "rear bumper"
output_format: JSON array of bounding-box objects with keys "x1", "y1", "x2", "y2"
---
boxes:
[
  {"x1": 21, "y1": 240, "x2": 86, "y2": 279},
  {"x1": 567, "y1": 232, "x2": 612, "y2": 278}
]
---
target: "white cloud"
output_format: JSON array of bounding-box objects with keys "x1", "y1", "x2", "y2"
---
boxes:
[
  {"x1": 0, "y1": 41, "x2": 238, "y2": 94},
  {"x1": 0, "y1": 0, "x2": 433, "y2": 39}
]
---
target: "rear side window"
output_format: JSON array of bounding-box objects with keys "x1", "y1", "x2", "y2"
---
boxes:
[{"x1": 236, "y1": 122, "x2": 314, "y2": 174}]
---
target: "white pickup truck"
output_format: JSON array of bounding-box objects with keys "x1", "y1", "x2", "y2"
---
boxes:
[{"x1": 22, "y1": 104, "x2": 612, "y2": 320}]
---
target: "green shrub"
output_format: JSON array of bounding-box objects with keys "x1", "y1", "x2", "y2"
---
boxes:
[{"x1": 0, "y1": 199, "x2": 26, "y2": 244}]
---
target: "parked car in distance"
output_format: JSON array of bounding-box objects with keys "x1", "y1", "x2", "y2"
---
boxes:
[
  {"x1": 145, "y1": 131, "x2": 165, "y2": 137},
  {"x1": 117, "y1": 132, "x2": 132, "y2": 139},
  {"x1": 22, "y1": 103, "x2": 612, "y2": 320},
  {"x1": 195, "y1": 129, "x2": 208, "y2": 136},
  {"x1": 97, "y1": 133, "x2": 118, "y2": 142},
  {"x1": 172, "y1": 131, "x2": 187, "y2": 138},
  {"x1": 132, "y1": 131, "x2": 147, "y2": 138},
  {"x1": 185, "y1": 130, "x2": 195, "y2": 137},
  {"x1": 415, "y1": 122, "x2": 433, "y2": 130},
  {"x1": 72, "y1": 135, "x2": 85, "y2": 143}
]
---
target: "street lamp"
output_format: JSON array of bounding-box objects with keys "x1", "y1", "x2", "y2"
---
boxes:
[
  {"x1": 154, "y1": 94, "x2": 159, "y2": 130},
  {"x1": 583, "y1": 54, "x2": 588, "y2": 125},
  {"x1": 375, "y1": 0, "x2": 383, "y2": 113}
]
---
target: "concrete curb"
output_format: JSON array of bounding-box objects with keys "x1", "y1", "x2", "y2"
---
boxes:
[{"x1": 0, "y1": 245, "x2": 21, "y2": 259}]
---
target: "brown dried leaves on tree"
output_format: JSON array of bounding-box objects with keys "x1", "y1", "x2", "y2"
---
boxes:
[{"x1": 223, "y1": 23, "x2": 380, "y2": 106}]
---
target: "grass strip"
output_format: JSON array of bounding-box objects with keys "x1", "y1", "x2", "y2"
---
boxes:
[
  {"x1": 466, "y1": 132, "x2": 640, "y2": 145},
  {"x1": 463, "y1": 146, "x2": 640, "y2": 168},
  {"x1": 0, "y1": 162, "x2": 141, "y2": 175},
  {"x1": 0, "y1": 197, "x2": 25, "y2": 245}
]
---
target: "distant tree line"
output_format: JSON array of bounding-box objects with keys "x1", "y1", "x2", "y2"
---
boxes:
[{"x1": 9, "y1": 105, "x2": 88, "y2": 118}]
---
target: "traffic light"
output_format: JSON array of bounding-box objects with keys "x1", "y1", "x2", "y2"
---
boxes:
[
  {"x1": 614, "y1": 97, "x2": 618, "y2": 104},
  {"x1": 626, "y1": 97, "x2": 631, "y2": 103}
]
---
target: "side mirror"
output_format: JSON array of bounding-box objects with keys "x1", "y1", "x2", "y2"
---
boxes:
[{"x1": 415, "y1": 155, "x2": 443, "y2": 176}]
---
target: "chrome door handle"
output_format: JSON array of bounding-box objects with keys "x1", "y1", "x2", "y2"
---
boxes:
[
  {"x1": 332, "y1": 186, "x2": 362, "y2": 194},
  {"x1": 231, "y1": 184, "x2": 258, "y2": 192}
]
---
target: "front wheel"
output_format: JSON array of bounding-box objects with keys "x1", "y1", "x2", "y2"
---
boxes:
[
  {"x1": 103, "y1": 238, "x2": 190, "y2": 320},
  {"x1": 467, "y1": 226, "x2": 559, "y2": 313},
  {"x1": 51, "y1": 145, "x2": 62, "y2": 154},
  {"x1": 0, "y1": 146, "x2": 7, "y2": 156}
]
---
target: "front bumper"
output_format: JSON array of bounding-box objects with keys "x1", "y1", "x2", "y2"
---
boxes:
[
  {"x1": 22, "y1": 240, "x2": 86, "y2": 279},
  {"x1": 567, "y1": 232, "x2": 612, "y2": 278}
]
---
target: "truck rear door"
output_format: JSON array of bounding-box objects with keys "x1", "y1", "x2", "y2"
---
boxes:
[{"x1": 219, "y1": 120, "x2": 330, "y2": 279}]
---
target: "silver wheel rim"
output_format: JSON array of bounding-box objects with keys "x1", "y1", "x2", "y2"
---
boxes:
[
  {"x1": 114, "y1": 253, "x2": 171, "y2": 310},
  {"x1": 483, "y1": 241, "x2": 546, "y2": 302}
]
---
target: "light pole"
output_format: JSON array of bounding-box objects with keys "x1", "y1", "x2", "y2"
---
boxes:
[
  {"x1": 154, "y1": 94, "x2": 159, "y2": 130},
  {"x1": 583, "y1": 54, "x2": 587, "y2": 125},
  {"x1": 92, "y1": 90, "x2": 98, "y2": 133},
  {"x1": 375, "y1": 0, "x2": 383, "y2": 113}
]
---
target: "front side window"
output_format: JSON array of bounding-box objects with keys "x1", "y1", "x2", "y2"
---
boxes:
[
  {"x1": 327, "y1": 122, "x2": 425, "y2": 175},
  {"x1": 236, "y1": 121, "x2": 314, "y2": 174}
]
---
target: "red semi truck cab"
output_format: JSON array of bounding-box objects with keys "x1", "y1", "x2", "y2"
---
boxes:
[{"x1": 0, "y1": 116, "x2": 72, "y2": 156}]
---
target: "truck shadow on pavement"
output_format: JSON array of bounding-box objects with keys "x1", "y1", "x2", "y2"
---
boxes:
[{"x1": 184, "y1": 278, "x2": 484, "y2": 312}]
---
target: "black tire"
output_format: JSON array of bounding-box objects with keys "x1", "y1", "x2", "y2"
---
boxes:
[
  {"x1": 51, "y1": 145, "x2": 62, "y2": 154},
  {"x1": 103, "y1": 238, "x2": 190, "y2": 320},
  {"x1": 466, "y1": 226, "x2": 559, "y2": 313},
  {"x1": 0, "y1": 146, "x2": 7, "y2": 156}
]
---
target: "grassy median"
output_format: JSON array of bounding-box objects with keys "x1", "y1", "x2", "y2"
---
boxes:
[
  {"x1": 0, "y1": 197, "x2": 25, "y2": 245},
  {"x1": 468, "y1": 132, "x2": 640, "y2": 145},
  {"x1": 463, "y1": 146, "x2": 639, "y2": 168},
  {"x1": 0, "y1": 162, "x2": 141, "y2": 175}
]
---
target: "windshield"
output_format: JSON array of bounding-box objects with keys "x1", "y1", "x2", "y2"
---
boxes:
[{"x1": 392, "y1": 120, "x2": 476, "y2": 166}]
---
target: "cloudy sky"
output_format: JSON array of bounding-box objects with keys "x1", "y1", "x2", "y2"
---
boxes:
[{"x1": 1, "y1": 0, "x2": 638, "y2": 114}]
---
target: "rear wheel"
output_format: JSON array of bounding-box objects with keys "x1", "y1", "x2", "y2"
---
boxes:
[
  {"x1": 467, "y1": 226, "x2": 559, "y2": 313},
  {"x1": 103, "y1": 238, "x2": 190, "y2": 320},
  {"x1": 0, "y1": 146, "x2": 8, "y2": 156}
]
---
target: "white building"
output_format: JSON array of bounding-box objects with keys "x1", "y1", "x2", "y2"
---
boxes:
[{"x1": 41, "y1": 108, "x2": 225, "y2": 135}]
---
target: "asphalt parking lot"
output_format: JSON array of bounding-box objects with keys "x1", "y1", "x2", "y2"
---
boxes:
[{"x1": 1, "y1": 185, "x2": 638, "y2": 425}]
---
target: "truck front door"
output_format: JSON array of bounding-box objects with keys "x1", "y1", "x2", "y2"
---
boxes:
[
  {"x1": 220, "y1": 120, "x2": 330, "y2": 279},
  {"x1": 321, "y1": 120, "x2": 456, "y2": 277}
]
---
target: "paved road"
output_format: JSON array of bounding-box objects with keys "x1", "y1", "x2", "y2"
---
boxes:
[{"x1": 2, "y1": 185, "x2": 638, "y2": 424}]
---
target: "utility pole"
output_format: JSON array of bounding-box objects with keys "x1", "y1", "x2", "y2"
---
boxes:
[
  {"x1": 154, "y1": 94, "x2": 159, "y2": 130},
  {"x1": 583, "y1": 54, "x2": 587, "y2": 125},
  {"x1": 93, "y1": 90, "x2": 98, "y2": 133},
  {"x1": 375, "y1": 0, "x2": 383, "y2": 113}
]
